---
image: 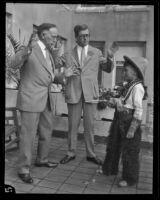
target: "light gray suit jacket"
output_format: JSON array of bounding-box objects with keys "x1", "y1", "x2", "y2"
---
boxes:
[
  {"x1": 60, "y1": 45, "x2": 114, "y2": 104},
  {"x1": 17, "y1": 42, "x2": 62, "y2": 112}
]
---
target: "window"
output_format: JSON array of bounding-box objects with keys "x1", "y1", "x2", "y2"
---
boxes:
[
  {"x1": 89, "y1": 41, "x2": 105, "y2": 86},
  {"x1": 114, "y1": 41, "x2": 146, "y2": 85},
  {"x1": 81, "y1": 4, "x2": 106, "y2": 7},
  {"x1": 75, "y1": 5, "x2": 149, "y2": 13},
  {"x1": 115, "y1": 61, "x2": 125, "y2": 85},
  {"x1": 6, "y1": 12, "x2": 13, "y2": 34},
  {"x1": 75, "y1": 4, "x2": 107, "y2": 13},
  {"x1": 58, "y1": 36, "x2": 67, "y2": 55}
]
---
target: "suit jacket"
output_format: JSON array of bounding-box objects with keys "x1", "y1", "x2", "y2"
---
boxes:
[
  {"x1": 62, "y1": 45, "x2": 114, "y2": 104},
  {"x1": 17, "y1": 42, "x2": 59, "y2": 112}
]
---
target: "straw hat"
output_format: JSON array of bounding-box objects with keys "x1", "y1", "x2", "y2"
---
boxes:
[{"x1": 123, "y1": 55, "x2": 148, "y2": 80}]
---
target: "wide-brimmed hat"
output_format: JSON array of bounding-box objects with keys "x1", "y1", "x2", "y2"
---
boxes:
[{"x1": 123, "y1": 55, "x2": 148, "y2": 80}]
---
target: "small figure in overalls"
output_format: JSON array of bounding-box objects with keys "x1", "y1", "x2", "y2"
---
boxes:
[{"x1": 102, "y1": 55, "x2": 148, "y2": 187}]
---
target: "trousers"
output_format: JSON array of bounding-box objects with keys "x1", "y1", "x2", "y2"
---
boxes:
[
  {"x1": 17, "y1": 100, "x2": 53, "y2": 174},
  {"x1": 102, "y1": 109, "x2": 141, "y2": 185},
  {"x1": 67, "y1": 95, "x2": 97, "y2": 158}
]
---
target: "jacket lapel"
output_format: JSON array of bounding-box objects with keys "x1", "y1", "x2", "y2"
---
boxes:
[
  {"x1": 72, "y1": 46, "x2": 80, "y2": 66},
  {"x1": 82, "y1": 45, "x2": 94, "y2": 71},
  {"x1": 49, "y1": 53, "x2": 55, "y2": 72},
  {"x1": 33, "y1": 43, "x2": 53, "y2": 75}
]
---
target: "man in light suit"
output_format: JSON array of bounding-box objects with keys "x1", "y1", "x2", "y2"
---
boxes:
[
  {"x1": 60, "y1": 24, "x2": 115, "y2": 165},
  {"x1": 16, "y1": 23, "x2": 68, "y2": 184}
]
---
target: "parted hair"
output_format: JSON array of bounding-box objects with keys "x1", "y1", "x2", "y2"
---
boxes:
[
  {"x1": 37, "y1": 23, "x2": 56, "y2": 38},
  {"x1": 74, "y1": 24, "x2": 89, "y2": 37}
]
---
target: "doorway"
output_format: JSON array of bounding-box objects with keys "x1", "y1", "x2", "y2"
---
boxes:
[
  {"x1": 114, "y1": 41, "x2": 146, "y2": 85},
  {"x1": 89, "y1": 41, "x2": 105, "y2": 86}
]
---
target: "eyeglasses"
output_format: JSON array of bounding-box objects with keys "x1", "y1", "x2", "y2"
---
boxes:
[
  {"x1": 79, "y1": 34, "x2": 90, "y2": 38},
  {"x1": 52, "y1": 36, "x2": 58, "y2": 39}
]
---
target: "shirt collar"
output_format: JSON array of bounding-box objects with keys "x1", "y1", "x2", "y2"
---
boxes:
[
  {"x1": 77, "y1": 45, "x2": 88, "y2": 58},
  {"x1": 77, "y1": 44, "x2": 88, "y2": 51},
  {"x1": 37, "y1": 40, "x2": 46, "y2": 51}
]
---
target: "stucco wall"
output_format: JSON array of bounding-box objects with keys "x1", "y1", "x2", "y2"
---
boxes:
[
  {"x1": 6, "y1": 3, "x2": 154, "y2": 102},
  {"x1": 73, "y1": 8, "x2": 154, "y2": 101}
]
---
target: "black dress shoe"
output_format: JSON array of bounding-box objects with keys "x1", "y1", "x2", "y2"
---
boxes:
[
  {"x1": 87, "y1": 156, "x2": 103, "y2": 165},
  {"x1": 18, "y1": 173, "x2": 33, "y2": 184},
  {"x1": 60, "y1": 155, "x2": 76, "y2": 164},
  {"x1": 35, "y1": 161, "x2": 58, "y2": 168}
]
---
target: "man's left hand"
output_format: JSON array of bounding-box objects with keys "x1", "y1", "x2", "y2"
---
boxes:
[
  {"x1": 126, "y1": 131, "x2": 135, "y2": 139},
  {"x1": 107, "y1": 41, "x2": 119, "y2": 58},
  {"x1": 64, "y1": 65, "x2": 80, "y2": 77}
]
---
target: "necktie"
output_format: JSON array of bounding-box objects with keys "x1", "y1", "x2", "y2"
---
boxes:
[
  {"x1": 80, "y1": 47, "x2": 85, "y2": 67},
  {"x1": 45, "y1": 48, "x2": 54, "y2": 80},
  {"x1": 45, "y1": 48, "x2": 52, "y2": 69}
]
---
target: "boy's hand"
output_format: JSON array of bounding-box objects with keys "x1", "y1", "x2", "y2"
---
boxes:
[{"x1": 126, "y1": 131, "x2": 135, "y2": 139}]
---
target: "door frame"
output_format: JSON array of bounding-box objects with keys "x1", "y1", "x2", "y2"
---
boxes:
[
  {"x1": 112, "y1": 41, "x2": 146, "y2": 87},
  {"x1": 89, "y1": 40, "x2": 106, "y2": 86}
]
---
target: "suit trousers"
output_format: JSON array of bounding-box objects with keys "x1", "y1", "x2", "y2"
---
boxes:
[
  {"x1": 67, "y1": 96, "x2": 97, "y2": 158},
  {"x1": 17, "y1": 100, "x2": 53, "y2": 174}
]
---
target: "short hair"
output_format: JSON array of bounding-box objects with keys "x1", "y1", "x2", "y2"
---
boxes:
[
  {"x1": 37, "y1": 23, "x2": 56, "y2": 38},
  {"x1": 74, "y1": 24, "x2": 89, "y2": 37}
]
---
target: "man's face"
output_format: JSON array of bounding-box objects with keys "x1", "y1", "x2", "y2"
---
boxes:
[
  {"x1": 76, "y1": 29, "x2": 90, "y2": 47},
  {"x1": 41, "y1": 27, "x2": 58, "y2": 48},
  {"x1": 123, "y1": 65, "x2": 136, "y2": 81},
  {"x1": 49, "y1": 27, "x2": 58, "y2": 47}
]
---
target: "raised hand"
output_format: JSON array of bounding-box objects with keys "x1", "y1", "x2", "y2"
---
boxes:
[
  {"x1": 126, "y1": 131, "x2": 135, "y2": 139},
  {"x1": 64, "y1": 65, "x2": 80, "y2": 77},
  {"x1": 107, "y1": 41, "x2": 119, "y2": 58},
  {"x1": 49, "y1": 39, "x2": 62, "y2": 52}
]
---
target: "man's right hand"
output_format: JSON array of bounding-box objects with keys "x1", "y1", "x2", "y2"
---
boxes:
[{"x1": 64, "y1": 65, "x2": 80, "y2": 77}]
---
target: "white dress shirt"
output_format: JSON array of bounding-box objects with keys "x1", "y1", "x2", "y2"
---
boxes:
[
  {"x1": 122, "y1": 83, "x2": 144, "y2": 120},
  {"x1": 77, "y1": 44, "x2": 88, "y2": 64},
  {"x1": 37, "y1": 40, "x2": 54, "y2": 80},
  {"x1": 37, "y1": 40, "x2": 47, "y2": 58}
]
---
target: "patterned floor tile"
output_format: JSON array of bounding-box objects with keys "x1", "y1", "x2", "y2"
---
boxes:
[
  {"x1": 83, "y1": 188, "x2": 110, "y2": 194},
  {"x1": 110, "y1": 186, "x2": 136, "y2": 194},
  {"x1": 137, "y1": 182, "x2": 152, "y2": 191},
  {"x1": 30, "y1": 186, "x2": 57, "y2": 193},
  {"x1": 44, "y1": 173, "x2": 69, "y2": 182},
  {"x1": 37, "y1": 179, "x2": 62, "y2": 190},
  {"x1": 59, "y1": 183, "x2": 85, "y2": 194},
  {"x1": 70, "y1": 172, "x2": 93, "y2": 181},
  {"x1": 11, "y1": 182, "x2": 34, "y2": 193}
]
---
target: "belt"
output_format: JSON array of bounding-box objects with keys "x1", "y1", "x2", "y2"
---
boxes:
[{"x1": 117, "y1": 107, "x2": 134, "y2": 115}]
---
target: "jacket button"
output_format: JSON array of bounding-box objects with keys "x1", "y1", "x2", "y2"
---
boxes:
[{"x1": 48, "y1": 75, "x2": 51, "y2": 79}]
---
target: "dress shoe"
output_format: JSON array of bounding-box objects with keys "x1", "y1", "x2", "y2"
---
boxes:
[
  {"x1": 87, "y1": 156, "x2": 103, "y2": 165},
  {"x1": 60, "y1": 155, "x2": 76, "y2": 164},
  {"x1": 35, "y1": 161, "x2": 58, "y2": 168},
  {"x1": 118, "y1": 180, "x2": 128, "y2": 187},
  {"x1": 18, "y1": 173, "x2": 33, "y2": 184}
]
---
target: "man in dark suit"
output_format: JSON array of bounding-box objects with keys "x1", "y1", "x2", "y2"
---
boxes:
[
  {"x1": 16, "y1": 23, "x2": 68, "y2": 184},
  {"x1": 60, "y1": 24, "x2": 116, "y2": 165}
]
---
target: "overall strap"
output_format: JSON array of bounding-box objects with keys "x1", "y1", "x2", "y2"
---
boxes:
[{"x1": 122, "y1": 80, "x2": 142, "y2": 104}]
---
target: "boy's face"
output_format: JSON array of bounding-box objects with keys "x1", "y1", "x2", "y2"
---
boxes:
[
  {"x1": 49, "y1": 27, "x2": 58, "y2": 47},
  {"x1": 123, "y1": 64, "x2": 137, "y2": 81}
]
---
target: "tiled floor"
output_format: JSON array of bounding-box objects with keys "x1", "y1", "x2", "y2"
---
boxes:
[{"x1": 5, "y1": 136, "x2": 153, "y2": 194}]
